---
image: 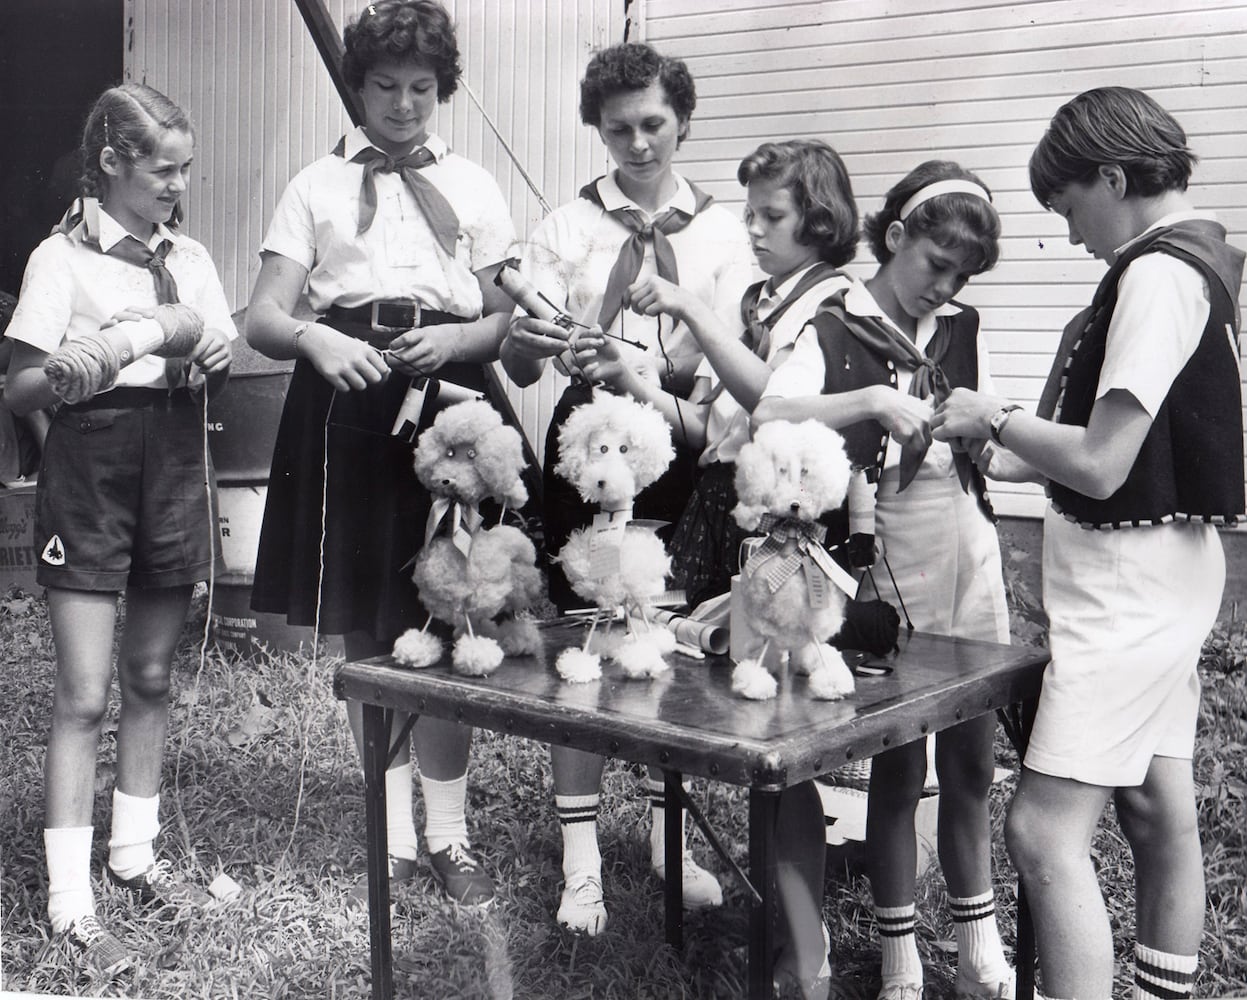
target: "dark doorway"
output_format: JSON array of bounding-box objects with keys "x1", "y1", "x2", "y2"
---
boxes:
[{"x1": 0, "y1": 0, "x2": 124, "y2": 297}]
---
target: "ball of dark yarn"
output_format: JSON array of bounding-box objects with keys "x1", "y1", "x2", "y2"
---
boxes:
[{"x1": 832, "y1": 598, "x2": 901, "y2": 656}]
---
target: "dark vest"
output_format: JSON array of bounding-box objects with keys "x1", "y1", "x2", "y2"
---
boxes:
[
  {"x1": 807, "y1": 296, "x2": 993, "y2": 513},
  {"x1": 1049, "y1": 219, "x2": 1245, "y2": 528}
]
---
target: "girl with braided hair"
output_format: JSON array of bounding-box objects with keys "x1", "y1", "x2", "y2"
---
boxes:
[{"x1": 4, "y1": 81, "x2": 235, "y2": 979}]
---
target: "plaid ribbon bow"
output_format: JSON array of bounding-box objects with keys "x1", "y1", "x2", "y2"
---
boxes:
[{"x1": 745, "y1": 513, "x2": 838, "y2": 594}]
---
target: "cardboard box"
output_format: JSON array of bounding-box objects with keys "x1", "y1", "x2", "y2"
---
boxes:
[{"x1": 0, "y1": 483, "x2": 39, "y2": 593}]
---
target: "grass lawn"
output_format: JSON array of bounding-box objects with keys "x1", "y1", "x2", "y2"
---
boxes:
[{"x1": 1, "y1": 584, "x2": 1245, "y2": 999}]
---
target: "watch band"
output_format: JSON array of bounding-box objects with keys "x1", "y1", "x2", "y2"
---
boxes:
[{"x1": 990, "y1": 404, "x2": 1022, "y2": 445}]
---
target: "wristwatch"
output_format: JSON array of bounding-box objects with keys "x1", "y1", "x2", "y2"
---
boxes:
[
  {"x1": 989, "y1": 404, "x2": 1022, "y2": 445},
  {"x1": 291, "y1": 321, "x2": 311, "y2": 356}
]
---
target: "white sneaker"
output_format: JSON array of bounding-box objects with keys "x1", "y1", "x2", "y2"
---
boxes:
[
  {"x1": 954, "y1": 972, "x2": 1015, "y2": 999},
  {"x1": 557, "y1": 872, "x2": 608, "y2": 936},
  {"x1": 653, "y1": 851, "x2": 723, "y2": 908},
  {"x1": 878, "y1": 981, "x2": 924, "y2": 1000}
]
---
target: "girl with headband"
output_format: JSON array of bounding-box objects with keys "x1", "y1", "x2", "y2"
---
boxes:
[{"x1": 755, "y1": 160, "x2": 1014, "y2": 1000}]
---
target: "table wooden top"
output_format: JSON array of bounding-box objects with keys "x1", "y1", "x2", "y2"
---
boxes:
[{"x1": 335, "y1": 621, "x2": 1048, "y2": 790}]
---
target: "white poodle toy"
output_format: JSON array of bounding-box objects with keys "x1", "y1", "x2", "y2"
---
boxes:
[
  {"x1": 730, "y1": 419, "x2": 856, "y2": 701},
  {"x1": 553, "y1": 391, "x2": 676, "y2": 683},
  {"x1": 391, "y1": 399, "x2": 543, "y2": 676}
]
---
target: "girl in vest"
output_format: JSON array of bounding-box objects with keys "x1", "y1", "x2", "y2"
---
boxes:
[
  {"x1": 499, "y1": 41, "x2": 755, "y2": 936},
  {"x1": 576, "y1": 138, "x2": 857, "y2": 617},
  {"x1": 755, "y1": 161, "x2": 1014, "y2": 1000},
  {"x1": 4, "y1": 83, "x2": 235, "y2": 978},
  {"x1": 933, "y1": 87, "x2": 1244, "y2": 1000},
  {"x1": 246, "y1": 0, "x2": 517, "y2": 907}
]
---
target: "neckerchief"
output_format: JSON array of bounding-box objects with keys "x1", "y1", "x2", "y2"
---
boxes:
[
  {"x1": 56, "y1": 197, "x2": 192, "y2": 387},
  {"x1": 424, "y1": 497, "x2": 484, "y2": 556},
  {"x1": 333, "y1": 137, "x2": 460, "y2": 257},
  {"x1": 815, "y1": 288, "x2": 973, "y2": 493},
  {"x1": 741, "y1": 262, "x2": 843, "y2": 358},
  {"x1": 578, "y1": 176, "x2": 714, "y2": 331},
  {"x1": 57, "y1": 197, "x2": 179, "y2": 304}
]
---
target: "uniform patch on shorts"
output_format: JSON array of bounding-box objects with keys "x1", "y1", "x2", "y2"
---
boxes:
[{"x1": 41, "y1": 534, "x2": 66, "y2": 566}]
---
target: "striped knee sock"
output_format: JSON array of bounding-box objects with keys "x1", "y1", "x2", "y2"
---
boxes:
[
  {"x1": 1134, "y1": 943, "x2": 1197, "y2": 1000},
  {"x1": 646, "y1": 777, "x2": 686, "y2": 866},
  {"x1": 876, "y1": 902, "x2": 924, "y2": 985},
  {"x1": 949, "y1": 889, "x2": 1012, "y2": 984},
  {"x1": 556, "y1": 793, "x2": 602, "y2": 879}
]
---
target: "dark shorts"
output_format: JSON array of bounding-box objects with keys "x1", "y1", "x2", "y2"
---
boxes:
[{"x1": 35, "y1": 388, "x2": 223, "y2": 591}]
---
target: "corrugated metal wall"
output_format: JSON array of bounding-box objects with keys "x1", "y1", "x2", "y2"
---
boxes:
[
  {"x1": 124, "y1": 0, "x2": 622, "y2": 455},
  {"x1": 639, "y1": 0, "x2": 1247, "y2": 517}
]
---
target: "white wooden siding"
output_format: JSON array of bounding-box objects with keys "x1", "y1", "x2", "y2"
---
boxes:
[
  {"x1": 640, "y1": 0, "x2": 1247, "y2": 517},
  {"x1": 125, "y1": 0, "x2": 622, "y2": 457}
]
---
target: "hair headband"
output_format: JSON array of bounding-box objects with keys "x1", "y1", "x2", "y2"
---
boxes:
[{"x1": 898, "y1": 179, "x2": 992, "y2": 221}]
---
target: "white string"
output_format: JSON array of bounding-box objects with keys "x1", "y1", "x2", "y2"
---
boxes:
[
  {"x1": 279, "y1": 386, "x2": 335, "y2": 864},
  {"x1": 172, "y1": 383, "x2": 214, "y2": 860}
]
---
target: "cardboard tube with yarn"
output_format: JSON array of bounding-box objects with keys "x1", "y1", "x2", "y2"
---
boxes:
[
  {"x1": 44, "y1": 305, "x2": 204, "y2": 404},
  {"x1": 651, "y1": 608, "x2": 730, "y2": 655}
]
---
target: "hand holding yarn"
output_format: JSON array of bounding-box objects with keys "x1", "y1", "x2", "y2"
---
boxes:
[{"x1": 43, "y1": 303, "x2": 205, "y2": 404}]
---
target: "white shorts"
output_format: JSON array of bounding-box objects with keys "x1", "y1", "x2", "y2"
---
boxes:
[
  {"x1": 862, "y1": 464, "x2": 1009, "y2": 643},
  {"x1": 1025, "y1": 508, "x2": 1223, "y2": 787}
]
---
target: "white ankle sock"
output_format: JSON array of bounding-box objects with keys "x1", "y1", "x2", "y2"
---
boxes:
[
  {"x1": 876, "y1": 902, "x2": 923, "y2": 985},
  {"x1": 107, "y1": 789, "x2": 159, "y2": 880},
  {"x1": 384, "y1": 763, "x2": 419, "y2": 862},
  {"x1": 45, "y1": 826, "x2": 95, "y2": 933},
  {"x1": 556, "y1": 793, "x2": 602, "y2": 878},
  {"x1": 949, "y1": 889, "x2": 1011, "y2": 983},
  {"x1": 1134, "y1": 942, "x2": 1197, "y2": 1000},
  {"x1": 419, "y1": 772, "x2": 468, "y2": 855},
  {"x1": 646, "y1": 776, "x2": 685, "y2": 867}
]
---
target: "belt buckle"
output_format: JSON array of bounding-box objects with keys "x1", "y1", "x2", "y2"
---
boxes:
[{"x1": 371, "y1": 299, "x2": 420, "y2": 334}]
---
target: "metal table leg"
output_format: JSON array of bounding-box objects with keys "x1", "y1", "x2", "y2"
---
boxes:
[
  {"x1": 363, "y1": 702, "x2": 394, "y2": 1000},
  {"x1": 748, "y1": 788, "x2": 780, "y2": 1000},
  {"x1": 663, "y1": 769, "x2": 684, "y2": 949}
]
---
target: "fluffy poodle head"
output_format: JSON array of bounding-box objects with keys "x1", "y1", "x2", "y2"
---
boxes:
[
  {"x1": 733, "y1": 420, "x2": 851, "y2": 529},
  {"x1": 554, "y1": 391, "x2": 674, "y2": 510},
  {"x1": 413, "y1": 399, "x2": 528, "y2": 508}
]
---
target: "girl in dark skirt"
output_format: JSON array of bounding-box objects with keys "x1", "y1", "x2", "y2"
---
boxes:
[{"x1": 245, "y1": 0, "x2": 517, "y2": 906}]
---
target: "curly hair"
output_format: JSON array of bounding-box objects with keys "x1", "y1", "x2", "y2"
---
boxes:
[
  {"x1": 342, "y1": 0, "x2": 461, "y2": 101},
  {"x1": 863, "y1": 160, "x2": 1000, "y2": 274},
  {"x1": 78, "y1": 83, "x2": 193, "y2": 201},
  {"x1": 1029, "y1": 86, "x2": 1195, "y2": 208},
  {"x1": 579, "y1": 42, "x2": 696, "y2": 130},
  {"x1": 737, "y1": 139, "x2": 859, "y2": 267}
]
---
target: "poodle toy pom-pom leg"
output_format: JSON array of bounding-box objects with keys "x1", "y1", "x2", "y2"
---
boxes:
[
  {"x1": 731, "y1": 660, "x2": 779, "y2": 700},
  {"x1": 804, "y1": 644, "x2": 855, "y2": 700},
  {"x1": 452, "y1": 634, "x2": 505, "y2": 676},
  {"x1": 494, "y1": 616, "x2": 543, "y2": 657},
  {"x1": 392, "y1": 627, "x2": 444, "y2": 668},
  {"x1": 556, "y1": 646, "x2": 602, "y2": 683},
  {"x1": 613, "y1": 634, "x2": 671, "y2": 680}
]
